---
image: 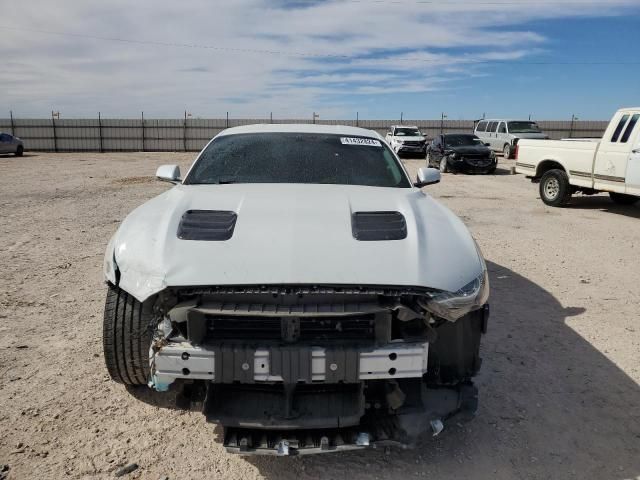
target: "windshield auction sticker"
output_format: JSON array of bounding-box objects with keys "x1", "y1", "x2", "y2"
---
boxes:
[{"x1": 340, "y1": 137, "x2": 382, "y2": 147}]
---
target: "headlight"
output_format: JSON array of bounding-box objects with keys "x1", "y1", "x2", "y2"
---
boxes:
[
  {"x1": 489, "y1": 150, "x2": 496, "y2": 159},
  {"x1": 422, "y1": 242, "x2": 489, "y2": 321},
  {"x1": 450, "y1": 152, "x2": 457, "y2": 158},
  {"x1": 395, "y1": 138, "x2": 404, "y2": 144}
]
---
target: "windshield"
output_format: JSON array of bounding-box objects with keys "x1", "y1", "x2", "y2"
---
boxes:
[
  {"x1": 394, "y1": 128, "x2": 421, "y2": 136},
  {"x1": 444, "y1": 135, "x2": 484, "y2": 147},
  {"x1": 507, "y1": 121, "x2": 542, "y2": 134},
  {"x1": 185, "y1": 132, "x2": 411, "y2": 188}
]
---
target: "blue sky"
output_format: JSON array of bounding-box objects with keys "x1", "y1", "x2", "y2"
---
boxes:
[{"x1": 1, "y1": 0, "x2": 639, "y2": 120}]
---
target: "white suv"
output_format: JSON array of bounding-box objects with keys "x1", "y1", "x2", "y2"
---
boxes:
[{"x1": 385, "y1": 125, "x2": 427, "y2": 155}]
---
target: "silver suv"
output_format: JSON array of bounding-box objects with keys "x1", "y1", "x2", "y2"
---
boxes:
[
  {"x1": 474, "y1": 120, "x2": 548, "y2": 159},
  {"x1": 0, "y1": 132, "x2": 24, "y2": 156}
]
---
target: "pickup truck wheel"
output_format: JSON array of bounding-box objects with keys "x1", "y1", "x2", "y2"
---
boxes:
[
  {"x1": 103, "y1": 284, "x2": 156, "y2": 385},
  {"x1": 426, "y1": 152, "x2": 432, "y2": 166},
  {"x1": 15, "y1": 146, "x2": 23, "y2": 157},
  {"x1": 503, "y1": 144, "x2": 512, "y2": 159},
  {"x1": 540, "y1": 169, "x2": 571, "y2": 207},
  {"x1": 439, "y1": 157, "x2": 449, "y2": 173},
  {"x1": 609, "y1": 192, "x2": 639, "y2": 205}
]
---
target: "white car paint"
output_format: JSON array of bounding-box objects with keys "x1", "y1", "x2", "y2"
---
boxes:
[
  {"x1": 104, "y1": 124, "x2": 485, "y2": 305},
  {"x1": 515, "y1": 107, "x2": 640, "y2": 197},
  {"x1": 628, "y1": 145, "x2": 640, "y2": 192},
  {"x1": 384, "y1": 125, "x2": 427, "y2": 154}
]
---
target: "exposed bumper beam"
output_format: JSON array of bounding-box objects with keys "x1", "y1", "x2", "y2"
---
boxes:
[{"x1": 150, "y1": 341, "x2": 429, "y2": 391}]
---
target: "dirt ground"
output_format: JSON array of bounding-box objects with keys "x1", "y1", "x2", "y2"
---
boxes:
[{"x1": 0, "y1": 152, "x2": 639, "y2": 480}]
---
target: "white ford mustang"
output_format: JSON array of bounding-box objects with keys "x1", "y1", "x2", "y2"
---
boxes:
[{"x1": 103, "y1": 124, "x2": 489, "y2": 455}]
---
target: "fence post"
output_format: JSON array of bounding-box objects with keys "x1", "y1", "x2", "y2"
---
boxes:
[
  {"x1": 440, "y1": 112, "x2": 447, "y2": 134},
  {"x1": 356, "y1": 112, "x2": 359, "y2": 127},
  {"x1": 183, "y1": 111, "x2": 187, "y2": 152},
  {"x1": 569, "y1": 114, "x2": 577, "y2": 138},
  {"x1": 270, "y1": 112, "x2": 273, "y2": 124},
  {"x1": 98, "y1": 112, "x2": 103, "y2": 153},
  {"x1": 141, "y1": 112, "x2": 145, "y2": 152},
  {"x1": 51, "y1": 110, "x2": 58, "y2": 152},
  {"x1": 226, "y1": 112, "x2": 229, "y2": 128},
  {"x1": 9, "y1": 110, "x2": 15, "y2": 136}
]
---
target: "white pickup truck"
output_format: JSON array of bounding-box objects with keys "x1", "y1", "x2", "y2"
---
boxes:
[{"x1": 515, "y1": 107, "x2": 640, "y2": 207}]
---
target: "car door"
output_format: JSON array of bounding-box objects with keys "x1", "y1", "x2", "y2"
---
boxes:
[
  {"x1": 0, "y1": 134, "x2": 12, "y2": 154},
  {"x1": 624, "y1": 121, "x2": 640, "y2": 196},
  {"x1": 594, "y1": 111, "x2": 640, "y2": 191},
  {"x1": 496, "y1": 122, "x2": 508, "y2": 152},
  {"x1": 485, "y1": 122, "x2": 498, "y2": 151},
  {"x1": 474, "y1": 121, "x2": 487, "y2": 144}
]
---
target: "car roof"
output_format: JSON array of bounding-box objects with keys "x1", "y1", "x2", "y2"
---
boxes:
[
  {"x1": 390, "y1": 125, "x2": 419, "y2": 129},
  {"x1": 478, "y1": 119, "x2": 537, "y2": 123},
  {"x1": 217, "y1": 123, "x2": 383, "y2": 140},
  {"x1": 618, "y1": 107, "x2": 640, "y2": 113}
]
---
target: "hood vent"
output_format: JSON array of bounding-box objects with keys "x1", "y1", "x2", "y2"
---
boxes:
[
  {"x1": 352, "y1": 211, "x2": 407, "y2": 241},
  {"x1": 178, "y1": 210, "x2": 237, "y2": 241}
]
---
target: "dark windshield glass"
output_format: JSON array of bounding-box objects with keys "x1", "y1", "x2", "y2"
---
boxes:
[
  {"x1": 444, "y1": 135, "x2": 483, "y2": 147},
  {"x1": 394, "y1": 128, "x2": 421, "y2": 136},
  {"x1": 508, "y1": 121, "x2": 542, "y2": 133},
  {"x1": 185, "y1": 132, "x2": 411, "y2": 188}
]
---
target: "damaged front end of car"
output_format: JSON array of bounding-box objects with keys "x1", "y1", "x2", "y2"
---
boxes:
[{"x1": 145, "y1": 284, "x2": 489, "y2": 455}]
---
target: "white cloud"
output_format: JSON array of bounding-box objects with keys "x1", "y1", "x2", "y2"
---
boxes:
[{"x1": 0, "y1": 0, "x2": 636, "y2": 117}]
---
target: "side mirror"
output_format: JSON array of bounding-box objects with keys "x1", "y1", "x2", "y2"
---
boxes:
[
  {"x1": 156, "y1": 164, "x2": 181, "y2": 183},
  {"x1": 415, "y1": 167, "x2": 441, "y2": 188},
  {"x1": 484, "y1": 143, "x2": 491, "y2": 147}
]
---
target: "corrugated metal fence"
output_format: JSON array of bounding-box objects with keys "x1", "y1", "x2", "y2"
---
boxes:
[{"x1": 0, "y1": 117, "x2": 609, "y2": 152}]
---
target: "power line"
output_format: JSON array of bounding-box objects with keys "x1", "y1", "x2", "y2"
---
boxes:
[{"x1": 1, "y1": 25, "x2": 639, "y2": 66}]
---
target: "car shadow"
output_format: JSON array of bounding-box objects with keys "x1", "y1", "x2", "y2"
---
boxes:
[
  {"x1": 440, "y1": 167, "x2": 511, "y2": 176},
  {"x1": 125, "y1": 384, "x2": 182, "y2": 410},
  {"x1": 398, "y1": 152, "x2": 427, "y2": 160},
  {"x1": 491, "y1": 166, "x2": 514, "y2": 176},
  {"x1": 565, "y1": 195, "x2": 640, "y2": 219},
  {"x1": 0, "y1": 153, "x2": 38, "y2": 158},
  {"x1": 125, "y1": 380, "x2": 207, "y2": 412},
  {"x1": 245, "y1": 261, "x2": 640, "y2": 479}
]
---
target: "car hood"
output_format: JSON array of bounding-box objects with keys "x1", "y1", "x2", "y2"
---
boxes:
[
  {"x1": 513, "y1": 132, "x2": 548, "y2": 140},
  {"x1": 395, "y1": 136, "x2": 426, "y2": 142},
  {"x1": 106, "y1": 184, "x2": 483, "y2": 302},
  {"x1": 449, "y1": 145, "x2": 492, "y2": 155}
]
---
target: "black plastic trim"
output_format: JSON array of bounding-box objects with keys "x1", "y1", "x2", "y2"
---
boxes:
[
  {"x1": 352, "y1": 211, "x2": 407, "y2": 241},
  {"x1": 177, "y1": 210, "x2": 237, "y2": 241}
]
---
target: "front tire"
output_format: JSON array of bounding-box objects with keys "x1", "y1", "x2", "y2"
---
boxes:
[
  {"x1": 503, "y1": 144, "x2": 512, "y2": 159},
  {"x1": 609, "y1": 192, "x2": 639, "y2": 205},
  {"x1": 439, "y1": 157, "x2": 449, "y2": 173},
  {"x1": 540, "y1": 169, "x2": 572, "y2": 207},
  {"x1": 426, "y1": 151, "x2": 432, "y2": 167},
  {"x1": 15, "y1": 146, "x2": 23, "y2": 157},
  {"x1": 103, "y1": 284, "x2": 156, "y2": 385}
]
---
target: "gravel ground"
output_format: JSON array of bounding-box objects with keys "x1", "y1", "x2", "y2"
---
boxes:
[{"x1": 0, "y1": 152, "x2": 638, "y2": 480}]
